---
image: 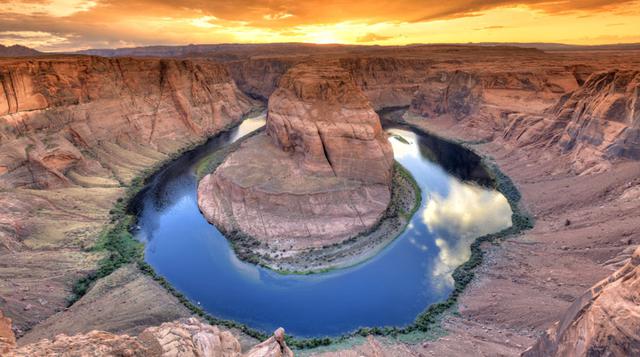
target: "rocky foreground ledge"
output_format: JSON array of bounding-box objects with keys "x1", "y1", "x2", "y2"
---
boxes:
[
  {"x1": 522, "y1": 246, "x2": 640, "y2": 356},
  {"x1": 1, "y1": 315, "x2": 293, "y2": 357},
  {"x1": 198, "y1": 62, "x2": 398, "y2": 267}
]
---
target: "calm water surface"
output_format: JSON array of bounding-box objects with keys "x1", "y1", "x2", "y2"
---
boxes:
[{"x1": 134, "y1": 113, "x2": 512, "y2": 337}]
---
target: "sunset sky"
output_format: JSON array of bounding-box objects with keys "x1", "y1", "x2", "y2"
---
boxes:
[{"x1": 0, "y1": 0, "x2": 639, "y2": 51}]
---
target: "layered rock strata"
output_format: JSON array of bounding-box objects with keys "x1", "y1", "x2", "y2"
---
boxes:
[
  {"x1": 0, "y1": 56, "x2": 256, "y2": 190},
  {"x1": 557, "y1": 70, "x2": 640, "y2": 161},
  {"x1": 503, "y1": 70, "x2": 640, "y2": 172},
  {"x1": 198, "y1": 63, "x2": 393, "y2": 250},
  {"x1": 523, "y1": 247, "x2": 640, "y2": 357},
  {"x1": 0, "y1": 56, "x2": 257, "y2": 333}
]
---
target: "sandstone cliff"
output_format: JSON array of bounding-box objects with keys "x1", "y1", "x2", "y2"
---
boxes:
[
  {"x1": 0, "y1": 56, "x2": 257, "y2": 334},
  {"x1": 266, "y1": 63, "x2": 394, "y2": 185},
  {"x1": 0, "y1": 310, "x2": 16, "y2": 354},
  {"x1": 557, "y1": 70, "x2": 640, "y2": 161},
  {"x1": 522, "y1": 247, "x2": 640, "y2": 357},
  {"x1": 3, "y1": 46, "x2": 640, "y2": 356},
  {"x1": 0, "y1": 56, "x2": 256, "y2": 189},
  {"x1": 198, "y1": 62, "x2": 393, "y2": 251},
  {"x1": 502, "y1": 70, "x2": 640, "y2": 172}
]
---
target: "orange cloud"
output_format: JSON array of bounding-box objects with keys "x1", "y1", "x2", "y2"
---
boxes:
[{"x1": 356, "y1": 33, "x2": 393, "y2": 43}]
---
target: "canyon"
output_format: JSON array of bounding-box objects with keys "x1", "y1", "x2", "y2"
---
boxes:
[
  {"x1": 0, "y1": 44, "x2": 639, "y2": 356},
  {"x1": 0, "y1": 56, "x2": 257, "y2": 336}
]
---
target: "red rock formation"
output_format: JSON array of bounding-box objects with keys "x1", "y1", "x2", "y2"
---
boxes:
[
  {"x1": 0, "y1": 310, "x2": 16, "y2": 354},
  {"x1": 556, "y1": 70, "x2": 640, "y2": 160},
  {"x1": 339, "y1": 56, "x2": 432, "y2": 110},
  {"x1": 227, "y1": 57, "x2": 298, "y2": 101},
  {"x1": 410, "y1": 71, "x2": 482, "y2": 120},
  {"x1": 0, "y1": 56, "x2": 258, "y2": 334},
  {"x1": 502, "y1": 70, "x2": 640, "y2": 172},
  {"x1": 522, "y1": 247, "x2": 640, "y2": 357},
  {"x1": 245, "y1": 327, "x2": 294, "y2": 357},
  {"x1": 0, "y1": 56, "x2": 257, "y2": 189},
  {"x1": 4, "y1": 317, "x2": 291, "y2": 357},
  {"x1": 266, "y1": 63, "x2": 393, "y2": 185},
  {"x1": 198, "y1": 63, "x2": 393, "y2": 250}
]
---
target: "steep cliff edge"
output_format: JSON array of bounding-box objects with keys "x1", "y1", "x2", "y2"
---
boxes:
[
  {"x1": 558, "y1": 70, "x2": 640, "y2": 161},
  {"x1": 198, "y1": 62, "x2": 393, "y2": 255},
  {"x1": 0, "y1": 56, "x2": 256, "y2": 189},
  {"x1": 503, "y1": 70, "x2": 640, "y2": 173},
  {"x1": 0, "y1": 56, "x2": 258, "y2": 335},
  {"x1": 522, "y1": 247, "x2": 640, "y2": 357}
]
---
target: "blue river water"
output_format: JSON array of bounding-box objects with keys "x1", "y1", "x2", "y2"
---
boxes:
[{"x1": 134, "y1": 113, "x2": 512, "y2": 338}]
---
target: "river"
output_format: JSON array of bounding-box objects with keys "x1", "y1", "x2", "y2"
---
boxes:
[{"x1": 133, "y1": 112, "x2": 512, "y2": 338}]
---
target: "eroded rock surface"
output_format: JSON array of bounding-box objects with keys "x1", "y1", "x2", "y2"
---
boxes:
[
  {"x1": 503, "y1": 70, "x2": 640, "y2": 173},
  {"x1": 6, "y1": 316, "x2": 292, "y2": 357},
  {"x1": 0, "y1": 55, "x2": 257, "y2": 334},
  {"x1": 266, "y1": 63, "x2": 393, "y2": 185},
  {"x1": 0, "y1": 56, "x2": 256, "y2": 190},
  {"x1": 523, "y1": 247, "x2": 640, "y2": 357},
  {"x1": 245, "y1": 327, "x2": 294, "y2": 357},
  {"x1": 0, "y1": 310, "x2": 16, "y2": 354},
  {"x1": 198, "y1": 63, "x2": 393, "y2": 250},
  {"x1": 557, "y1": 70, "x2": 640, "y2": 161}
]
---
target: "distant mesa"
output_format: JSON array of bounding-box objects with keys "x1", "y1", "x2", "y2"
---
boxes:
[
  {"x1": 0, "y1": 44, "x2": 43, "y2": 57},
  {"x1": 198, "y1": 62, "x2": 394, "y2": 251}
]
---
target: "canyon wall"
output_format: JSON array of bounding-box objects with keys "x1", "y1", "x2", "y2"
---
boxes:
[
  {"x1": 503, "y1": 70, "x2": 640, "y2": 172},
  {"x1": 0, "y1": 56, "x2": 257, "y2": 335},
  {"x1": 2, "y1": 46, "x2": 640, "y2": 355},
  {"x1": 0, "y1": 56, "x2": 256, "y2": 189},
  {"x1": 558, "y1": 70, "x2": 640, "y2": 161},
  {"x1": 522, "y1": 247, "x2": 640, "y2": 357}
]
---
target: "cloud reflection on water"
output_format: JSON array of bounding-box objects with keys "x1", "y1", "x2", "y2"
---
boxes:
[{"x1": 424, "y1": 178, "x2": 512, "y2": 290}]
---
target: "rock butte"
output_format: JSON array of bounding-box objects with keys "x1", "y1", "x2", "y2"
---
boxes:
[
  {"x1": 0, "y1": 44, "x2": 639, "y2": 356},
  {"x1": 198, "y1": 63, "x2": 394, "y2": 249}
]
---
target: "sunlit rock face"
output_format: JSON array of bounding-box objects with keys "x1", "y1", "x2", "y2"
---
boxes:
[
  {"x1": 556, "y1": 70, "x2": 640, "y2": 160},
  {"x1": 0, "y1": 310, "x2": 16, "y2": 354},
  {"x1": 503, "y1": 70, "x2": 640, "y2": 173},
  {"x1": 0, "y1": 56, "x2": 256, "y2": 190},
  {"x1": 266, "y1": 62, "x2": 394, "y2": 185},
  {"x1": 198, "y1": 62, "x2": 393, "y2": 250},
  {"x1": 523, "y1": 247, "x2": 640, "y2": 357},
  {"x1": 5, "y1": 317, "x2": 293, "y2": 357}
]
